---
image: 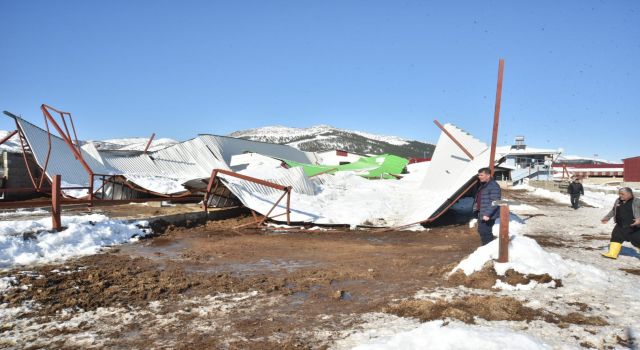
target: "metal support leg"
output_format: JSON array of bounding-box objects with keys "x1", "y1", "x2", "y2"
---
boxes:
[{"x1": 52, "y1": 175, "x2": 62, "y2": 232}]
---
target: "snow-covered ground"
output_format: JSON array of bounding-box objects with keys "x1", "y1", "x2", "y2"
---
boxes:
[
  {"x1": 0, "y1": 290, "x2": 270, "y2": 349},
  {"x1": 334, "y1": 185, "x2": 639, "y2": 349},
  {"x1": 0, "y1": 214, "x2": 152, "y2": 269},
  {"x1": 1, "y1": 184, "x2": 639, "y2": 348}
]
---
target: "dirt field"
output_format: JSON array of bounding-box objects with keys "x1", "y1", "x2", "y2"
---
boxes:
[
  {"x1": 1, "y1": 208, "x2": 486, "y2": 349},
  {"x1": 1, "y1": 189, "x2": 613, "y2": 349}
]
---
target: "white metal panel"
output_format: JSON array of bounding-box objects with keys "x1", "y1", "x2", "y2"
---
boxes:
[
  {"x1": 218, "y1": 123, "x2": 493, "y2": 227},
  {"x1": 15, "y1": 117, "x2": 113, "y2": 187},
  {"x1": 198, "y1": 135, "x2": 317, "y2": 165},
  {"x1": 400, "y1": 123, "x2": 490, "y2": 225},
  {"x1": 149, "y1": 137, "x2": 224, "y2": 178},
  {"x1": 102, "y1": 153, "x2": 157, "y2": 174}
]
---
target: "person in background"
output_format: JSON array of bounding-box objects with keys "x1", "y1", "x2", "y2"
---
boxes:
[
  {"x1": 567, "y1": 177, "x2": 584, "y2": 209},
  {"x1": 473, "y1": 167, "x2": 502, "y2": 245},
  {"x1": 601, "y1": 187, "x2": 640, "y2": 259}
]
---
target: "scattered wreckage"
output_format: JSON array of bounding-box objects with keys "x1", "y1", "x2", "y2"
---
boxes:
[{"x1": 1, "y1": 105, "x2": 499, "y2": 229}]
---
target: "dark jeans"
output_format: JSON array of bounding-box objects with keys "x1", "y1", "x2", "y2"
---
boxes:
[
  {"x1": 570, "y1": 194, "x2": 581, "y2": 209},
  {"x1": 611, "y1": 225, "x2": 640, "y2": 247},
  {"x1": 477, "y1": 217, "x2": 496, "y2": 245}
]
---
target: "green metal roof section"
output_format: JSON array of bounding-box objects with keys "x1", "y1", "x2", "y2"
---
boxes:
[{"x1": 283, "y1": 154, "x2": 409, "y2": 179}]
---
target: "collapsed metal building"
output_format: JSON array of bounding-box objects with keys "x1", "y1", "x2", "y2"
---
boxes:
[{"x1": 1, "y1": 104, "x2": 499, "y2": 230}]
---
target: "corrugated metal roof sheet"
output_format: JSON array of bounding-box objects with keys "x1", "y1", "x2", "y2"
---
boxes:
[
  {"x1": 218, "y1": 123, "x2": 493, "y2": 227},
  {"x1": 198, "y1": 135, "x2": 318, "y2": 165},
  {"x1": 16, "y1": 116, "x2": 113, "y2": 187},
  {"x1": 14, "y1": 116, "x2": 322, "y2": 196}
]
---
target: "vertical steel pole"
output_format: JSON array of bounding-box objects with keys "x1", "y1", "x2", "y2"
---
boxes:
[
  {"x1": 286, "y1": 187, "x2": 291, "y2": 225},
  {"x1": 89, "y1": 173, "x2": 94, "y2": 209},
  {"x1": 143, "y1": 133, "x2": 156, "y2": 154},
  {"x1": 497, "y1": 205, "x2": 509, "y2": 263},
  {"x1": 203, "y1": 169, "x2": 218, "y2": 213},
  {"x1": 52, "y1": 175, "x2": 62, "y2": 232},
  {"x1": 489, "y1": 59, "x2": 505, "y2": 177}
]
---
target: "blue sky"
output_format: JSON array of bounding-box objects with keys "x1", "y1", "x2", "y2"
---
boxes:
[{"x1": 1, "y1": 1, "x2": 638, "y2": 161}]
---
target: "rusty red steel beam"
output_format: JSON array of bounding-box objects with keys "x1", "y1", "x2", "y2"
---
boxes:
[
  {"x1": 497, "y1": 205, "x2": 510, "y2": 263},
  {"x1": 0, "y1": 196, "x2": 203, "y2": 209},
  {"x1": 257, "y1": 188, "x2": 291, "y2": 226},
  {"x1": 15, "y1": 125, "x2": 39, "y2": 190},
  {"x1": 213, "y1": 168, "x2": 290, "y2": 191},
  {"x1": 433, "y1": 120, "x2": 474, "y2": 160},
  {"x1": 202, "y1": 169, "x2": 219, "y2": 213},
  {"x1": 489, "y1": 59, "x2": 505, "y2": 177},
  {"x1": 143, "y1": 133, "x2": 156, "y2": 154},
  {"x1": 40, "y1": 104, "x2": 94, "y2": 178},
  {"x1": 0, "y1": 130, "x2": 17, "y2": 146},
  {"x1": 68, "y1": 114, "x2": 82, "y2": 156},
  {"x1": 0, "y1": 187, "x2": 52, "y2": 194},
  {"x1": 52, "y1": 175, "x2": 62, "y2": 232},
  {"x1": 203, "y1": 168, "x2": 293, "y2": 225},
  {"x1": 39, "y1": 110, "x2": 55, "y2": 191},
  {"x1": 233, "y1": 212, "x2": 289, "y2": 230},
  {"x1": 0, "y1": 200, "x2": 54, "y2": 209},
  {"x1": 59, "y1": 114, "x2": 74, "y2": 153}
]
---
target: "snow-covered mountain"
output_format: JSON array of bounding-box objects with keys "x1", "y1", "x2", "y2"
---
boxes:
[
  {"x1": 229, "y1": 125, "x2": 435, "y2": 159},
  {"x1": 1, "y1": 125, "x2": 434, "y2": 158},
  {"x1": 87, "y1": 137, "x2": 179, "y2": 152}
]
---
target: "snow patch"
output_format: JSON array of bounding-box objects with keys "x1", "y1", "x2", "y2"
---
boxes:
[
  {"x1": 0, "y1": 214, "x2": 151, "y2": 268},
  {"x1": 339, "y1": 317, "x2": 551, "y2": 350}
]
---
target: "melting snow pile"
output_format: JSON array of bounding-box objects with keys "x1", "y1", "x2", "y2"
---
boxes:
[
  {"x1": 0, "y1": 214, "x2": 151, "y2": 268},
  {"x1": 451, "y1": 214, "x2": 608, "y2": 291},
  {"x1": 339, "y1": 317, "x2": 551, "y2": 350}
]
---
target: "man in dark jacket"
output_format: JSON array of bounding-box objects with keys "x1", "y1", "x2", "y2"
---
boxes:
[
  {"x1": 567, "y1": 178, "x2": 585, "y2": 209},
  {"x1": 601, "y1": 187, "x2": 640, "y2": 259},
  {"x1": 473, "y1": 167, "x2": 502, "y2": 245}
]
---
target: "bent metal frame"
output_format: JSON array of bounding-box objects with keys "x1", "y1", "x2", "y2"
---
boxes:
[
  {"x1": 0, "y1": 105, "x2": 201, "y2": 231},
  {"x1": 202, "y1": 168, "x2": 292, "y2": 229}
]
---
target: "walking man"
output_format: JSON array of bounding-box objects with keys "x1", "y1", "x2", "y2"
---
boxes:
[
  {"x1": 567, "y1": 177, "x2": 584, "y2": 209},
  {"x1": 473, "y1": 167, "x2": 502, "y2": 245},
  {"x1": 601, "y1": 187, "x2": 640, "y2": 259}
]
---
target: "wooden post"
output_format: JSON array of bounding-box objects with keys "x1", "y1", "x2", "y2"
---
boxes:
[
  {"x1": 52, "y1": 175, "x2": 62, "y2": 232},
  {"x1": 497, "y1": 205, "x2": 509, "y2": 263},
  {"x1": 489, "y1": 59, "x2": 505, "y2": 177}
]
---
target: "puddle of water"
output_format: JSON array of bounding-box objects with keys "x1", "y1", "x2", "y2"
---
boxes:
[
  {"x1": 339, "y1": 291, "x2": 353, "y2": 301},
  {"x1": 126, "y1": 239, "x2": 187, "y2": 262},
  {"x1": 186, "y1": 259, "x2": 321, "y2": 276},
  {"x1": 292, "y1": 291, "x2": 309, "y2": 299},
  {"x1": 329, "y1": 280, "x2": 368, "y2": 302}
]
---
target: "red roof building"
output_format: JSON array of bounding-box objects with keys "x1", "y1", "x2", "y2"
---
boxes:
[{"x1": 623, "y1": 156, "x2": 640, "y2": 182}]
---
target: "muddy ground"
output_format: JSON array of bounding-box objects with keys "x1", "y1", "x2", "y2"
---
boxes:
[
  {"x1": 1, "y1": 209, "x2": 487, "y2": 349},
  {"x1": 0, "y1": 189, "x2": 606, "y2": 349}
]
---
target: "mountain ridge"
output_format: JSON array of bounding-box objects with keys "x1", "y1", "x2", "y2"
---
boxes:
[{"x1": 230, "y1": 125, "x2": 435, "y2": 159}]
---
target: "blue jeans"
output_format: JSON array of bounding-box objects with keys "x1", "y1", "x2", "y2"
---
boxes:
[{"x1": 477, "y1": 217, "x2": 496, "y2": 245}]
